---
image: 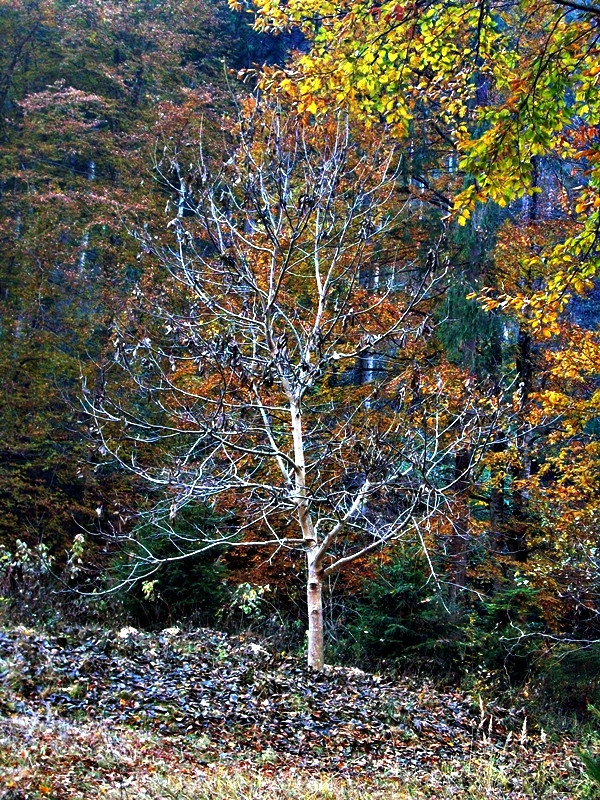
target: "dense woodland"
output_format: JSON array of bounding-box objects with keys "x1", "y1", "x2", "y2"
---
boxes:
[{"x1": 1, "y1": 0, "x2": 600, "y2": 708}]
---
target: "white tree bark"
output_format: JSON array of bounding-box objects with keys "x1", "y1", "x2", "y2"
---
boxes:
[
  {"x1": 84, "y1": 103, "x2": 501, "y2": 669},
  {"x1": 306, "y1": 552, "x2": 324, "y2": 670}
]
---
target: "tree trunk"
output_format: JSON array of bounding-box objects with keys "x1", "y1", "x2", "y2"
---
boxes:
[
  {"x1": 288, "y1": 397, "x2": 324, "y2": 669},
  {"x1": 508, "y1": 161, "x2": 538, "y2": 561},
  {"x1": 306, "y1": 551, "x2": 324, "y2": 670},
  {"x1": 489, "y1": 436, "x2": 506, "y2": 551},
  {"x1": 448, "y1": 447, "x2": 470, "y2": 610}
]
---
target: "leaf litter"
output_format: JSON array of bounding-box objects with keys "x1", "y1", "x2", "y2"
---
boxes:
[{"x1": 0, "y1": 625, "x2": 582, "y2": 798}]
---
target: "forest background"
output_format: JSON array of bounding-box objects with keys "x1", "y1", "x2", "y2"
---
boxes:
[{"x1": 1, "y1": 0, "x2": 600, "y2": 712}]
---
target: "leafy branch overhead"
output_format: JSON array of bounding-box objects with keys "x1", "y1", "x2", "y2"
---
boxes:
[{"x1": 248, "y1": 0, "x2": 600, "y2": 296}]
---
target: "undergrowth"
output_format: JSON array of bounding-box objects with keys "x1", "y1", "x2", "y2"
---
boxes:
[
  {"x1": 0, "y1": 622, "x2": 592, "y2": 800},
  {"x1": 0, "y1": 712, "x2": 586, "y2": 800}
]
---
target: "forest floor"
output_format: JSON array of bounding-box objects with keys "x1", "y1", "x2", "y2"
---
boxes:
[{"x1": 0, "y1": 624, "x2": 589, "y2": 799}]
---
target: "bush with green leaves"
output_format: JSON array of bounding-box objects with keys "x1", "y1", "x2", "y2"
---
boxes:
[
  {"x1": 340, "y1": 546, "x2": 548, "y2": 681},
  {"x1": 340, "y1": 547, "x2": 461, "y2": 672},
  {"x1": 0, "y1": 534, "x2": 99, "y2": 625},
  {"x1": 111, "y1": 506, "x2": 229, "y2": 627},
  {"x1": 535, "y1": 644, "x2": 600, "y2": 716}
]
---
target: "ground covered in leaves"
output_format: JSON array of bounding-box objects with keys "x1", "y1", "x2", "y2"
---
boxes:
[{"x1": 0, "y1": 625, "x2": 587, "y2": 798}]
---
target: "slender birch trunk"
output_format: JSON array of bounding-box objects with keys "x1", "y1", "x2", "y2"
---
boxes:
[
  {"x1": 289, "y1": 397, "x2": 325, "y2": 669},
  {"x1": 306, "y1": 550, "x2": 324, "y2": 670}
]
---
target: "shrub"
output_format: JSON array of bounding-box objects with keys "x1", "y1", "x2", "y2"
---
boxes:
[
  {"x1": 110, "y1": 506, "x2": 229, "y2": 627},
  {"x1": 341, "y1": 547, "x2": 546, "y2": 682}
]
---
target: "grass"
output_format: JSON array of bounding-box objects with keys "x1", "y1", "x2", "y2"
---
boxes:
[{"x1": 0, "y1": 710, "x2": 587, "y2": 800}]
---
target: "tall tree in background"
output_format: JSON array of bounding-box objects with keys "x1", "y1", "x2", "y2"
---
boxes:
[{"x1": 0, "y1": 0, "x2": 272, "y2": 561}]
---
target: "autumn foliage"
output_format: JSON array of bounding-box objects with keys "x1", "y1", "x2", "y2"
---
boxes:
[{"x1": 2, "y1": 0, "x2": 600, "y2": 682}]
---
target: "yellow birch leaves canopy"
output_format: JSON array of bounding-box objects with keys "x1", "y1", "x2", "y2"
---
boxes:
[{"x1": 245, "y1": 0, "x2": 600, "y2": 302}]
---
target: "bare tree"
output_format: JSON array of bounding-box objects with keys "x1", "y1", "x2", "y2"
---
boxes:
[{"x1": 86, "y1": 102, "x2": 492, "y2": 669}]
